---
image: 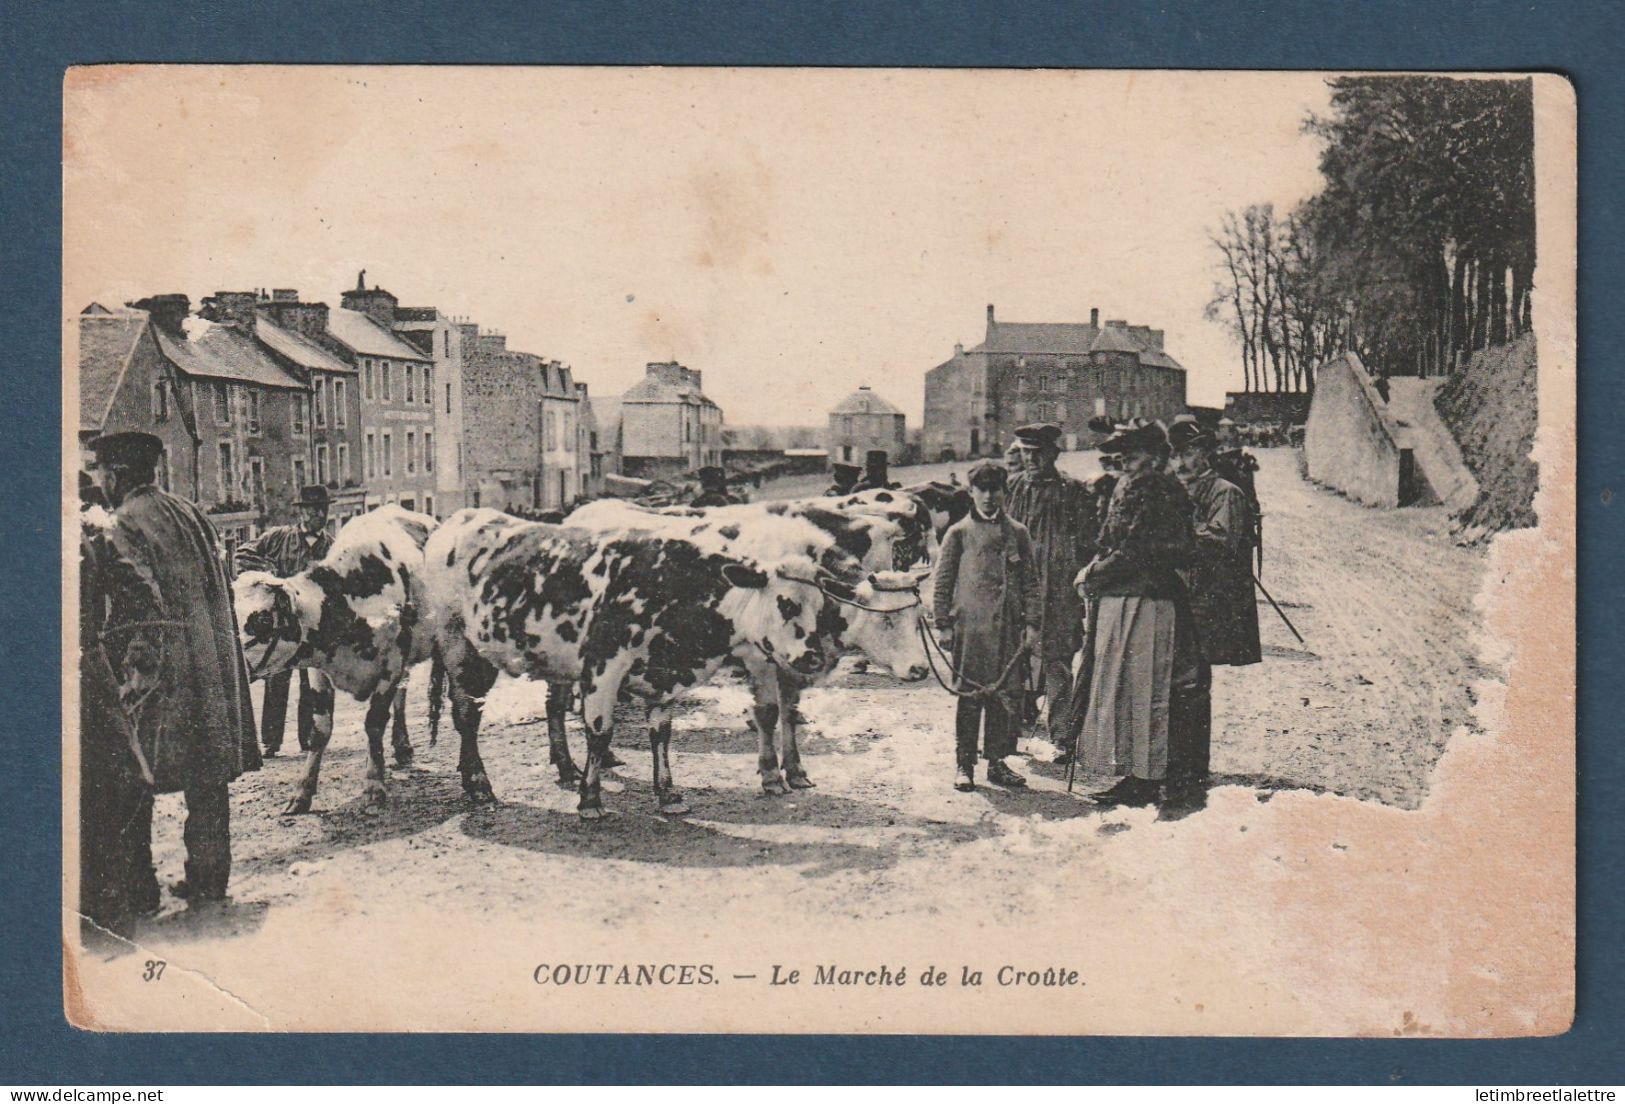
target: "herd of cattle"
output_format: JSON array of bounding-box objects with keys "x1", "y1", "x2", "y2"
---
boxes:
[{"x1": 231, "y1": 484, "x2": 971, "y2": 821}]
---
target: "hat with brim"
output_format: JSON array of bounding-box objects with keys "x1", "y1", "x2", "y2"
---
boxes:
[
  {"x1": 1013, "y1": 423, "x2": 1062, "y2": 450},
  {"x1": 1166, "y1": 420, "x2": 1216, "y2": 452},
  {"x1": 299, "y1": 484, "x2": 331, "y2": 509},
  {"x1": 698, "y1": 466, "x2": 726, "y2": 483},
  {"x1": 88, "y1": 430, "x2": 163, "y2": 470},
  {"x1": 1100, "y1": 422, "x2": 1167, "y2": 456},
  {"x1": 831, "y1": 462, "x2": 861, "y2": 478},
  {"x1": 864, "y1": 450, "x2": 890, "y2": 466}
]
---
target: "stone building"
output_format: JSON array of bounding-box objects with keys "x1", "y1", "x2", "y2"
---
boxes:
[
  {"x1": 332, "y1": 281, "x2": 439, "y2": 516},
  {"x1": 922, "y1": 305, "x2": 1188, "y2": 460},
  {"x1": 393, "y1": 305, "x2": 469, "y2": 516},
  {"x1": 574, "y1": 380, "x2": 606, "y2": 499},
  {"x1": 77, "y1": 303, "x2": 199, "y2": 503},
  {"x1": 619, "y1": 361, "x2": 723, "y2": 480},
  {"x1": 827, "y1": 385, "x2": 907, "y2": 465},
  {"x1": 460, "y1": 331, "x2": 582, "y2": 512}
]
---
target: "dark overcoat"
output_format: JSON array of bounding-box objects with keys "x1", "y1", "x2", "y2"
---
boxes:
[
  {"x1": 931, "y1": 510, "x2": 1040, "y2": 715},
  {"x1": 1006, "y1": 469, "x2": 1095, "y2": 661},
  {"x1": 232, "y1": 522, "x2": 333, "y2": 578},
  {"x1": 107, "y1": 485, "x2": 259, "y2": 793},
  {"x1": 1181, "y1": 470, "x2": 1262, "y2": 666}
]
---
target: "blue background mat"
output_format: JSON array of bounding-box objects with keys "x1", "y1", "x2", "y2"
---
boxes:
[{"x1": 2, "y1": 0, "x2": 1618, "y2": 1084}]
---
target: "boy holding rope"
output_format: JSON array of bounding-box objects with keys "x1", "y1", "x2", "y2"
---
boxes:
[{"x1": 931, "y1": 461, "x2": 1040, "y2": 792}]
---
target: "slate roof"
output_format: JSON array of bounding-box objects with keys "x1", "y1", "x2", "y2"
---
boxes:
[
  {"x1": 154, "y1": 318, "x2": 307, "y2": 390},
  {"x1": 830, "y1": 387, "x2": 904, "y2": 416},
  {"x1": 589, "y1": 397, "x2": 623, "y2": 438},
  {"x1": 255, "y1": 315, "x2": 354, "y2": 374},
  {"x1": 328, "y1": 307, "x2": 433, "y2": 361},
  {"x1": 78, "y1": 308, "x2": 150, "y2": 432},
  {"x1": 1089, "y1": 324, "x2": 1143, "y2": 354},
  {"x1": 969, "y1": 317, "x2": 1185, "y2": 371}
]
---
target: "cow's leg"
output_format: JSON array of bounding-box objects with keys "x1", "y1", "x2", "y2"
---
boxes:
[
  {"x1": 446, "y1": 644, "x2": 499, "y2": 804},
  {"x1": 545, "y1": 680, "x2": 579, "y2": 787},
  {"x1": 361, "y1": 689, "x2": 394, "y2": 809},
  {"x1": 390, "y1": 682, "x2": 413, "y2": 766},
  {"x1": 748, "y1": 671, "x2": 787, "y2": 796},
  {"x1": 647, "y1": 703, "x2": 688, "y2": 815},
  {"x1": 778, "y1": 667, "x2": 816, "y2": 790},
  {"x1": 283, "y1": 672, "x2": 337, "y2": 815},
  {"x1": 577, "y1": 679, "x2": 625, "y2": 821}
]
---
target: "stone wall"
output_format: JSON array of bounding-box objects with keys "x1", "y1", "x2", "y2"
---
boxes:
[{"x1": 1303, "y1": 352, "x2": 1402, "y2": 508}]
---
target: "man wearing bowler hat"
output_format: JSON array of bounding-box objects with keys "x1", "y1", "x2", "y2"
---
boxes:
[
  {"x1": 86, "y1": 430, "x2": 258, "y2": 906},
  {"x1": 1006, "y1": 422, "x2": 1096, "y2": 756},
  {"x1": 690, "y1": 465, "x2": 741, "y2": 507},
  {"x1": 232, "y1": 483, "x2": 335, "y2": 756}
]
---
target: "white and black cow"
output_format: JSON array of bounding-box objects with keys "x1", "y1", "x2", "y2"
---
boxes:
[
  {"x1": 234, "y1": 505, "x2": 439, "y2": 814},
  {"x1": 561, "y1": 498, "x2": 933, "y2": 794},
  {"x1": 421, "y1": 508, "x2": 845, "y2": 820}
]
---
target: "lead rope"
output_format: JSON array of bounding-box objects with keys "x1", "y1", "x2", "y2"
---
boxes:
[{"x1": 916, "y1": 616, "x2": 1030, "y2": 702}]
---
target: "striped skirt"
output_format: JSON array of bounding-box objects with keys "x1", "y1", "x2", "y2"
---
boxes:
[{"x1": 1079, "y1": 596, "x2": 1178, "y2": 781}]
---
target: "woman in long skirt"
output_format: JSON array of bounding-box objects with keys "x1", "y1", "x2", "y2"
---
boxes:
[{"x1": 1074, "y1": 423, "x2": 1202, "y2": 806}]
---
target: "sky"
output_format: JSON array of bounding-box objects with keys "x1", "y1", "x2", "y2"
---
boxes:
[{"x1": 64, "y1": 67, "x2": 1332, "y2": 422}]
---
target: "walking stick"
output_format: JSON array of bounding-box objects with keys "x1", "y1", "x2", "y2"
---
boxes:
[{"x1": 1253, "y1": 572, "x2": 1305, "y2": 646}]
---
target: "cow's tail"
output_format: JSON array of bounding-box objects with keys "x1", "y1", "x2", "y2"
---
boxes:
[{"x1": 427, "y1": 646, "x2": 447, "y2": 747}]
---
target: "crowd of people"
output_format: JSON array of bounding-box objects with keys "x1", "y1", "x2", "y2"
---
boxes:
[{"x1": 930, "y1": 417, "x2": 1263, "y2": 812}]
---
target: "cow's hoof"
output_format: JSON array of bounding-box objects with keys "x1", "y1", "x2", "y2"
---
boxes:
[
  {"x1": 392, "y1": 747, "x2": 414, "y2": 767},
  {"x1": 658, "y1": 795, "x2": 691, "y2": 816},
  {"x1": 463, "y1": 775, "x2": 497, "y2": 805},
  {"x1": 602, "y1": 750, "x2": 626, "y2": 769},
  {"x1": 556, "y1": 765, "x2": 581, "y2": 788},
  {"x1": 787, "y1": 773, "x2": 817, "y2": 790},
  {"x1": 281, "y1": 796, "x2": 314, "y2": 816},
  {"x1": 363, "y1": 785, "x2": 388, "y2": 808},
  {"x1": 761, "y1": 777, "x2": 790, "y2": 797},
  {"x1": 578, "y1": 805, "x2": 608, "y2": 822}
]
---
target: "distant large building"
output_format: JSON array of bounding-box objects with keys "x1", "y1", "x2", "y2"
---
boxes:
[
  {"x1": 923, "y1": 304, "x2": 1188, "y2": 460},
  {"x1": 619, "y1": 361, "x2": 723, "y2": 480},
  {"x1": 828, "y1": 385, "x2": 906, "y2": 465}
]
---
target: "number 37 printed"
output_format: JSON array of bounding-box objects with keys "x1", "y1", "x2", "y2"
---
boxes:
[{"x1": 142, "y1": 959, "x2": 166, "y2": 982}]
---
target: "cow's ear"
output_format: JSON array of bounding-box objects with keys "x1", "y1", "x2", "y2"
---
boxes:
[
  {"x1": 720, "y1": 562, "x2": 768, "y2": 589},
  {"x1": 272, "y1": 584, "x2": 298, "y2": 637}
]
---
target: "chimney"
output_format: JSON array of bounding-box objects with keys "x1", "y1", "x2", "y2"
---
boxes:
[
  {"x1": 341, "y1": 283, "x2": 399, "y2": 330},
  {"x1": 129, "y1": 293, "x2": 191, "y2": 335},
  {"x1": 986, "y1": 303, "x2": 995, "y2": 328},
  {"x1": 199, "y1": 290, "x2": 258, "y2": 327},
  {"x1": 954, "y1": 342, "x2": 964, "y2": 356},
  {"x1": 1090, "y1": 308, "x2": 1099, "y2": 328},
  {"x1": 272, "y1": 288, "x2": 298, "y2": 302}
]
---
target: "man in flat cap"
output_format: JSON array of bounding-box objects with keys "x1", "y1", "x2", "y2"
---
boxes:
[
  {"x1": 86, "y1": 431, "x2": 258, "y2": 908},
  {"x1": 825, "y1": 461, "x2": 862, "y2": 497},
  {"x1": 1006, "y1": 422, "x2": 1096, "y2": 757},
  {"x1": 690, "y1": 465, "x2": 741, "y2": 507},
  {"x1": 233, "y1": 483, "x2": 335, "y2": 757},
  {"x1": 851, "y1": 449, "x2": 901, "y2": 492}
]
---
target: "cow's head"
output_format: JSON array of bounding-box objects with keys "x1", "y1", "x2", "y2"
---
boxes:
[
  {"x1": 233, "y1": 571, "x2": 309, "y2": 681},
  {"x1": 815, "y1": 566, "x2": 931, "y2": 681},
  {"x1": 718, "y1": 554, "x2": 831, "y2": 676}
]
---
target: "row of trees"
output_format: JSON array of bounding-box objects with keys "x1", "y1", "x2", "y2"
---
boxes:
[{"x1": 1209, "y1": 76, "x2": 1535, "y2": 391}]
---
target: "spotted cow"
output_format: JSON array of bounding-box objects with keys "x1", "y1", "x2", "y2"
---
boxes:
[
  {"x1": 559, "y1": 498, "x2": 933, "y2": 794},
  {"x1": 421, "y1": 509, "x2": 843, "y2": 820},
  {"x1": 233, "y1": 505, "x2": 438, "y2": 814}
]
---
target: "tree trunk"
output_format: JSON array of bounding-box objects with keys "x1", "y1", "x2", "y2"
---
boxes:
[{"x1": 1489, "y1": 255, "x2": 1508, "y2": 346}]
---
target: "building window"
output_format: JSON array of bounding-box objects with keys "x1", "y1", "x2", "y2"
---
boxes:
[
  {"x1": 247, "y1": 456, "x2": 266, "y2": 508},
  {"x1": 406, "y1": 365, "x2": 416, "y2": 404},
  {"x1": 217, "y1": 441, "x2": 236, "y2": 501},
  {"x1": 543, "y1": 411, "x2": 556, "y2": 451},
  {"x1": 245, "y1": 389, "x2": 261, "y2": 433},
  {"x1": 445, "y1": 382, "x2": 452, "y2": 414},
  {"x1": 424, "y1": 431, "x2": 434, "y2": 473},
  {"x1": 214, "y1": 383, "x2": 232, "y2": 425},
  {"x1": 334, "y1": 379, "x2": 348, "y2": 426},
  {"x1": 151, "y1": 380, "x2": 169, "y2": 421},
  {"x1": 337, "y1": 442, "x2": 350, "y2": 484},
  {"x1": 293, "y1": 455, "x2": 307, "y2": 489},
  {"x1": 381, "y1": 362, "x2": 392, "y2": 402},
  {"x1": 443, "y1": 329, "x2": 450, "y2": 357},
  {"x1": 291, "y1": 389, "x2": 306, "y2": 435},
  {"x1": 363, "y1": 359, "x2": 374, "y2": 401},
  {"x1": 423, "y1": 367, "x2": 432, "y2": 405},
  {"x1": 382, "y1": 431, "x2": 392, "y2": 476},
  {"x1": 406, "y1": 431, "x2": 416, "y2": 474},
  {"x1": 365, "y1": 431, "x2": 376, "y2": 479},
  {"x1": 314, "y1": 378, "x2": 327, "y2": 428},
  {"x1": 422, "y1": 494, "x2": 434, "y2": 518},
  {"x1": 316, "y1": 443, "x2": 329, "y2": 485}
]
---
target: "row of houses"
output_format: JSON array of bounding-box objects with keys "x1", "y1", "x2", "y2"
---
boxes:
[{"x1": 77, "y1": 273, "x2": 729, "y2": 547}]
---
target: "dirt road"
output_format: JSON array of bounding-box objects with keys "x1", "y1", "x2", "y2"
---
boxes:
[{"x1": 98, "y1": 449, "x2": 1507, "y2": 1033}]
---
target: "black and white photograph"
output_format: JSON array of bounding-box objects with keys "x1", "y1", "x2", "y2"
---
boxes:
[{"x1": 63, "y1": 66, "x2": 1575, "y2": 1035}]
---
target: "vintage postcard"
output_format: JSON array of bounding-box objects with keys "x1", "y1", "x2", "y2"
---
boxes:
[{"x1": 62, "y1": 67, "x2": 1575, "y2": 1035}]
